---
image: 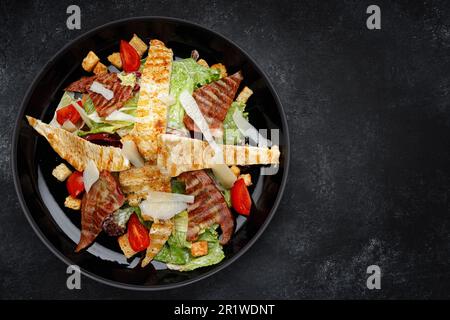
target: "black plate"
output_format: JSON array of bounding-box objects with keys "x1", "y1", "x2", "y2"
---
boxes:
[{"x1": 12, "y1": 17, "x2": 290, "y2": 290}]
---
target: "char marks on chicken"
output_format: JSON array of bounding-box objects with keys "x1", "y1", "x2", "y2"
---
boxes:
[{"x1": 178, "y1": 170, "x2": 234, "y2": 245}]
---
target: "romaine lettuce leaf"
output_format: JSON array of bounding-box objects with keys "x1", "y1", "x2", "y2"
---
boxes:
[
  {"x1": 165, "y1": 226, "x2": 225, "y2": 271},
  {"x1": 168, "y1": 211, "x2": 191, "y2": 249},
  {"x1": 155, "y1": 223, "x2": 225, "y2": 271},
  {"x1": 83, "y1": 96, "x2": 96, "y2": 114},
  {"x1": 171, "y1": 179, "x2": 186, "y2": 194},
  {"x1": 223, "y1": 101, "x2": 248, "y2": 145},
  {"x1": 168, "y1": 58, "x2": 220, "y2": 133},
  {"x1": 77, "y1": 122, "x2": 133, "y2": 136},
  {"x1": 132, "y1": 205, "x2": 152, "y2": 229}
]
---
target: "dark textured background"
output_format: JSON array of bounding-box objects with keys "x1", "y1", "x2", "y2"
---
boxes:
[{"x1": 1, "y1": 0, "x2": 450, "y2": 299}]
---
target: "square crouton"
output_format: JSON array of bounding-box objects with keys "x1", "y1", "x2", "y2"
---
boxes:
[
  {"x1": 129, "y1": 34, "x2": 148, "y2": 57},
  {"x1": 118, "y1": 234, "x2": 137, "y2": 259},
  {"x1": 52, "y1": 163, "x2": 72, "y2": 182},
  {"x1": 64, "y1": 196, "x2": 81, "y2": 210},
  {"x1": 211, "y1": 63, "x2": 227, "y2": 78},
  {"x1": 236, "y1": 86, "x2": 254, "y2": 104},
  {"x1": 107, "y1": 52, "x2": 122, "y2": 69},
  {"x1": 191, "y1": 241, "x2": 208, "y2": 257},
  {"x1": 197, "y1": 59, "x2": 209, "y2": 68},
  {"x1": 239, "y1": 173, "x2": 252, "y2": 186},
  {"x1": 93, "y1": 62, "x2": 108, "y2": 75},
  {"x1": 82, "y1": 51, "x2": 100, "y2": 72},
  {"x1": 230, "y1": 165, "x2": 240, "y2": 178}
]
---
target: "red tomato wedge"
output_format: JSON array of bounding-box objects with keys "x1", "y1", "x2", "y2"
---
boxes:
[
  {"x1": 230, "y1": 178, "x2": 252, "y2": 215},
  {"x1": 127, "y1": 214, "x2": 150, "y2": 252},
  {"x1": 56, "y1": 101, "x2": 82, "y2": 125},
  {"x1": 66, "y1": 171, "x2": 85, "y2": 198},
  {"x1": 120, "y1": 40, "x2": 140, "y2": 72}
]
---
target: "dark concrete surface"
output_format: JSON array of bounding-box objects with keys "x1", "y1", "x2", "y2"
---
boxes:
[{"x1": 1, "y1": 0, "x2": 450, "y2": 299}]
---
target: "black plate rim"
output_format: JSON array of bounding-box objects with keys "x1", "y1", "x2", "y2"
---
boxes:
[{"x1": 11, "y1": 16, "x2": 290, "y2": 291}]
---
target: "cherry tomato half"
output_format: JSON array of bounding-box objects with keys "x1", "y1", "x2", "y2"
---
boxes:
[
  {"x1": 56, "y1": 101, "x2": 82, "y2": 125},
  {"x1": 230, "y1": 178, "x2": 252, "y2": 215},
  {"x1": 120, "y1": 40, "x2": 140, "y2": 72},
  {"x1": 127, "y1": 214, "x2": 150, "y2": 252},
  {"x1": 66, "y1": 171, "x2": 85, "y2": 198}
]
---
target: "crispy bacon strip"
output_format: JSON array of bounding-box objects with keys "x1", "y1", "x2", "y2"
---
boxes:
[
  {"x1": 184, "y1": 71, "x2": 243, "y2": 135},
  {"x1": 178, "y1": 170, "x2": 234, "y2": 245},
  {"x1": 76, "y1": 171, "x2": 125, "y2": 252},
  {"x1": 65, "y1": 73, "x2": 134, "y2": 117}
]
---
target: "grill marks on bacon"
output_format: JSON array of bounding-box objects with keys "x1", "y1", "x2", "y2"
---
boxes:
[
  {"x1": 65, "y1": 73, "x2": 133, "y2": 117},
  {"x1": 183, "y1": 71, "x2": 243, "y2": 134},
  {"x1": 178, "y1": 170, "x2": 234, "y2": 245},
  {"x1": 75, "y1": 171, "x2": 125, "y2": 252}
]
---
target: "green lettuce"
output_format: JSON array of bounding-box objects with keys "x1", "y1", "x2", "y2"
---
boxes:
[
  {"x1": 169, "y1": 211, "x2": 191, "y2": 249},
  {"x1": 167, "y1": 58, "x2": 220, "y2": 132},
  {"x1": 83, "y1": 96, "x2": 96, "y2": 114},
  {"x1": 166, "y1": 226, "x2": 225, "y2": 271},
  {"x1": 171, "y1": 179, "x2": 186, "y2": 194},
  {"x1": 77, "y1": 122, "x2": 133, "y2": 136},
  {"x1": 223, "y1": 101, "x2": 248, "y2": 145},
  {"x1": 154, "y1": 217, "x2": 225, "y2": 271},
  {"x1": 111, "y1": 207, "x2": 135, "y2": 228},
  {"x1": 131, "y1": 205, "x2": 152, "y2": 229},
  {"x1": 77, "y1": 94, "x2": 137, "y2": 136}
]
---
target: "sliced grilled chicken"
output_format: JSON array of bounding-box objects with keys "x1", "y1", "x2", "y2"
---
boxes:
[
  {"x1": 118, "y1": 164, "x2": 171, "y2": 205},
  {"x1": 141, "y1": 219, "x2": 174, "y2": 267},
  {"x1": 178, "y1": 170, "x2": 234, "y2": 245},
  {"x1": 184, "y1": 71, "x2": 243, "y2": 136},
  {"x1": 126, "y1": 39, "x2": 173, "y2": 162},
  {"x1": 27, "y1": 116, "x2": 130, "y2": 172},
  {"x1": 157, "y1": 134, "x2": 280, "y2": 177}
]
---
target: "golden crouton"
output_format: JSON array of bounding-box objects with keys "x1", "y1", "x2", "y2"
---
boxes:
[
  {"x1": 236, "y1": 86, "x2": 254, "y2": 104},
  {"x1": 197, "y1": 59, "x2": 209, "y2": 68},
  {"x1": 107, "y1": 52, "x2": 122, "y2": 69},
  {"x1": 93, "y1": 62, "x2": 108, "y2": 75},
  {"x1": 239, "y1": 173, "x2": 252, "y2": 186},
  {"x1": 191, "y1": 241, "x2": 208, "y2": 257},
  {"x1": 127, "y1": 195, "x2": 141, "y2": 207},
  {"x1": 129, "y1": 34, "x2": 148, "y2": 57},
  {"x1": 52, "y1": 163, "x2": 72, "y2": 182},
  {"x1": 211, "y1": 63, "x2": 227, "y2": 78},
  {"x1": 230, "y1": 165, "x2": 240, "y2": 178},
  {"x1": 64, "y1": 196, "x2": 81, "y2": 210},
  {"x1": 118, "y1": 234, "x2": 137, "y2": 259},
  {"x1": 82, "y1": 51, "x2": 100, "y2": 72}
]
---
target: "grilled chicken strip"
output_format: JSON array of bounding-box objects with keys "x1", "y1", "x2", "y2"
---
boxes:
[
  {"x1": 65, "y1": 73, "x2": 133, "y2": 117},
  {"x1": 126, "y1": 39, "x2": 173, "y2": 162},
  {"x1": 141, "y1": 219, "x2": 174, "y2": 267},
  {"x1": 178, "y1": 170, "x2": 234, "y2": 245},
  {"x1": 157, "y1": 134, "x2": 280, "y2": 177},
  {"x1": 184, "y1": 71, "x2": 243, "y2": 136},
  {"x1": 27, "y1": 116, "x2": 130, "y2": 172},
  {"x1": 76, "y1": 171, "x2": 125, "y2": 252},
  {"x1": 119, "y1": 164, "x2": 171, "y2": 206}
]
